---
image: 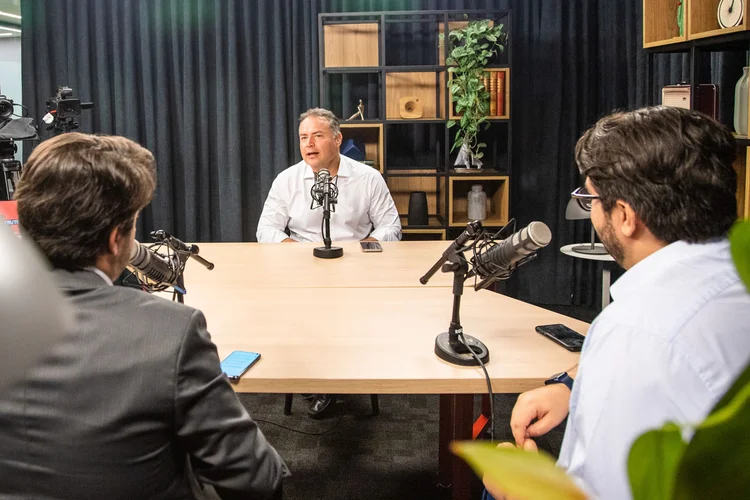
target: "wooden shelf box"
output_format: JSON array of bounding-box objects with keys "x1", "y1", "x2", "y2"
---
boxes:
[
  {"x1": 385, "y1": 72, "x2": 446, "y2": 120},
  {"x1": 688, "y1": 0, "x2": 749, "y2": 40},
  {"x1": 401, "y1": 227, "x2": 447, "y2": 240},
  {"x1": 387, "y1": 172, "x2": 446, "y2": 224},
  {"x1": 642, "y1": 0, "x2": 688, "y2": 47},
  {"x1": 340, "y1": 123, "x2": 383, "y2": 173},
  {"x1": 324, "y1": 23, "x2": 379, "y2": 67},
  {"x1": 737, "y1": 149, "x2": 750, "y2": 219},
  {"x1": 449, "y1": 68, "x2": 509, "y2": 120},
  {"x1": 449, "y1": 176, "x2": 509, "y2": 227}
]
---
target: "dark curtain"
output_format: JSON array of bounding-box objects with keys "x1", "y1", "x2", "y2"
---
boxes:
[
  {"x1": 22, "y1": 0, "x2": 320, "y2": 242},
  {"x1": 20, "y1": 0, "x2": 737, "y2": 305}
]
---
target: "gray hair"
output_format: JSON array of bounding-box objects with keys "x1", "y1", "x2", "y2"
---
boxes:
[{"x1": 298, "y1": 108, "x2": 341, "y2": 137}]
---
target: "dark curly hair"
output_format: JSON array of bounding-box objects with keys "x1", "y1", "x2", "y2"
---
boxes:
[{"x1": 575, "y1": 106, "x2": 737, "y2": 243}]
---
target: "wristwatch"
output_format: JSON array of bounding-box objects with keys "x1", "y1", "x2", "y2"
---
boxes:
[{"x1": 544, "y1": 371, "x2": 574, "y2": 391}]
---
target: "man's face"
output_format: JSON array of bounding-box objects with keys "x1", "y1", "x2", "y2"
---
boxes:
[
  {"x1": 586, "y1": 178, "x2": 625, "y2": 265},
  {"x1": 299, "y1": 116, "x2": 341, "y2": 172}
]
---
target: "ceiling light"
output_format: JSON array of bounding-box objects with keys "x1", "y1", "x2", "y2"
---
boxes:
[
  {"x1": 0, "y1": 33, "x2": 13, "y2": 37},
  {"x1": 0, "y1": 11, "x2": 21, "y2": 21},
  {"x1": 0, "y1": 26, "x2": 21, "y2": 33}
]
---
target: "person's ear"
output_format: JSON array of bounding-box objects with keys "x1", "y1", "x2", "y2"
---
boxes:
[
  {"x1": 108, "y1": 226, "x2": 123, "y2": 256},
  {"x1": 335, "y1": 132, "x2": 342, "y2": 148},
  {"x1": 618, "y1": 201, "x2": 638, "y2": 238}
]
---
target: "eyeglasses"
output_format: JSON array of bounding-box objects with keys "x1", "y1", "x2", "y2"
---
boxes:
[{"x1": 571, "y1": 185, "x2": 600, "y2": 211}]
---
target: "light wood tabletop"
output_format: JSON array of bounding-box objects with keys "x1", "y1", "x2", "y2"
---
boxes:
[
  {"x1": 184, "y1": 240, "x2": 457, "y2": 288},
  {"x1": 181, "y1": 242, "x2": 585, "y2": 394}
]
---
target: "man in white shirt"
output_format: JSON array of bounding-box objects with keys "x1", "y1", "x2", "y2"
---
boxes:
[
  {"x1": 257, "y1": 108, "x2": 401, "y2": 418},
  {"x1": 256, "y1": 107, "x2": 401, "y2": 244},
  {"x1": 487, "y1": 106, "x2": 750, "y2": 499}
]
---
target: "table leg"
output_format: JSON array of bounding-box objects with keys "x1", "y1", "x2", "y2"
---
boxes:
[
  {"x1": 602, "y1": 268, "x2": 611, "y2": 308},
  {"x1": 439, "y1": 394, "x2": 477, "y2": 500}
]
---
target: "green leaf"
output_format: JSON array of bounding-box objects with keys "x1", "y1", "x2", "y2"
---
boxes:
[
  {"x1": 730, "y1": 220, "x2": 750, "y2": 292},
  {"x1": 446, "y1": 120, "x2": 456, "y2": 129},
  {"x1": 672, "y1": 360, "x2": 750, "y2": 499},
  {"x1": 627, "y1": 423, "x2": 686, "y2": 500},
  {"x1": 451, "y1": 442, "x2": 587, "y2": 500}
]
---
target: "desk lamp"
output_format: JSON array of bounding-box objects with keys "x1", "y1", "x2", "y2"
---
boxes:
[{"x1": 565, "y1": 198, "x2": 608, "y2": 255}]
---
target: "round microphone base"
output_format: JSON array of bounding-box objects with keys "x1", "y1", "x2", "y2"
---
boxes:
[
  {"x1": 571, "y1": 244, "x2": 609, "y2": 255},
  {"x1": 313, "y1": 246, "x2": 344, "y2": 259},
  {"x1": 434, "y1": 332, "x2": 490, "y2": 366}
]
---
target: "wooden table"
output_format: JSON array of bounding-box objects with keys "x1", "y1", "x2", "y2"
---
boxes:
[{"x1": 181, "y1": 241, "x2": 586, "y2": 499}]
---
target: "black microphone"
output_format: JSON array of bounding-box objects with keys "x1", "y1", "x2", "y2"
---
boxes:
[
  {"x1": 130, "y1": 240, "x2": 178, "y2": 285},
  {"x1": 471, "y1": 221, "x2": 552, "y2": 279}
]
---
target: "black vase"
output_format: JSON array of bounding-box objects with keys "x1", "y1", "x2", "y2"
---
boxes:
[{"x1": 407, "y1": 191, "x2": 429, "y2": 226}]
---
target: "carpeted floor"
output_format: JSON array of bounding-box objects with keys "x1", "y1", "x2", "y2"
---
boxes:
[{"x1": 238, "y1": 392, "x2": 566, "y2": 500}]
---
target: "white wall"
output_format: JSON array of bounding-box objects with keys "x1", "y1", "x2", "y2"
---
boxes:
[{"x1": 0, "y1": 37, "x2": 22, "y2": 159}]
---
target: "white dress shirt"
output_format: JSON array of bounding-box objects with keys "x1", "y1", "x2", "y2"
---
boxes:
[
  {"x1": 557, "y1": 239, "x2": 750, "y2": 499},
  {"x1": 256, "y1": 155, "x2": 401, "y2": 243}
]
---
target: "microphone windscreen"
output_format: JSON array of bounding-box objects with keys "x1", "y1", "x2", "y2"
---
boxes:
[{"x1": 527, "y1": 221, "x2": 552, "y2": 247}]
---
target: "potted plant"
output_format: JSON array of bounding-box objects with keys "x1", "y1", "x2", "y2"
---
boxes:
[{"x1": 443, "y1": 19, "x2": 507, "y2": 169}]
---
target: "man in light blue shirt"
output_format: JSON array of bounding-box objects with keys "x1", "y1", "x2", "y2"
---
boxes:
[{"x1": 496, "y1": 106, "x2": 750, "y2": 499}]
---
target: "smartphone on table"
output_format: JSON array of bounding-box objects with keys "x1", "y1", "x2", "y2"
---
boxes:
[
  {"x1": 220, "y1": 351, "x2": 261, "y2": 382},
  {"x1": 360, "y1": 241, "x2": 383, "y2": 252},
  {"x1": 535, "y1": 324, "x2": 585, "y2": 352}
]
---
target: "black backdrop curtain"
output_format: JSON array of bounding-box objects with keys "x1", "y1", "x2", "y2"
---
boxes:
[{"x1": 20, "y1": 0, "x2": 737, "y2": 305}]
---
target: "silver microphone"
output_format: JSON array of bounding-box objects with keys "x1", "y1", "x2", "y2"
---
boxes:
[
  {"x1": 130, "y1": 241, "x2": 177, "y2": 285},
  {"x1": 312, "y1": 168, "x2": 330, "y2": 202},
  {"x1": 471, "y1": 221, "x2": 552, "y2": 279}
]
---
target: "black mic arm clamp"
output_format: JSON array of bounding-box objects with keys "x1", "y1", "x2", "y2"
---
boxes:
[
  {"x1": 150, "y1": 230, "x2": 215, "y2": 271},
  {"x1": 419, "y1": 220, "x2": 483, "y2": 285}
]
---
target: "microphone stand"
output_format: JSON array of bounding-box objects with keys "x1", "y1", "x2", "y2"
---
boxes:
[
  {"x1": 420, "y1": 221, "x2": 490, "y2": 366},
  {"x1": 313, "y1": 176, "x2": 343, "y2": 259}
]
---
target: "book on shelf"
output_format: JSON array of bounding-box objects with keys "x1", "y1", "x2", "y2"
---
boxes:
[
  {"x1": 497, "y1": 71, "x2": 505, "y2": 117},
  {"x1": 489, "y1": 72, "x2": 497, "y2": 116}
]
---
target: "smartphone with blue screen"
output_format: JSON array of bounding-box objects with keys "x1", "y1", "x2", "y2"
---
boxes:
[{"x1": 220, "y1": 351, "x2": 261, "y2": 381}]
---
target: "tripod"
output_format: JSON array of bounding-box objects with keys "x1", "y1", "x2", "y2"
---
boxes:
[{"x1": 1, "y1": 157, "x2": 21, "y2": 201}]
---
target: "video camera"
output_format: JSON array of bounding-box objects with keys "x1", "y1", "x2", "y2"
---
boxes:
[
  {"x1": 0, "y1": 95, "x2": 13, "y2": 124},
  {"x1": 43, "y1": 86, "x2": 93, "y2": 134},
  {"x1": 0, "y1": 91, "x2": 37, "y2": 201}
]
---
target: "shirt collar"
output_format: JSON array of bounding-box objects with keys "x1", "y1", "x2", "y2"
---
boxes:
[
  {"x1": 85, "y1": 266, "x2": 114, "y2": 286},
  {"x1": 302, "y1": 155, "x2": 349, "y2": 179},
  {"x1": 609, "y1": 238, "x2": 728, "y2": 302}
]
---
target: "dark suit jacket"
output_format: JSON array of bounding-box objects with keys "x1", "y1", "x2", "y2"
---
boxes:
[{"x1": 0, "y1": 269, "x2": 288, "y2": 499}]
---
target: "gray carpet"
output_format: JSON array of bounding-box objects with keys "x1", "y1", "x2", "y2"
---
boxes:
[{"x1": 239, "y1": 393, "x2": 566, "y2": 500}]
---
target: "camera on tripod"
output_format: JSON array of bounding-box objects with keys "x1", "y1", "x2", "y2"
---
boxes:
[
  {"x1": 0, "y1": 95, "x2": 14, "y2": 124},
  {"x1": 44, "y1": 86, "x2": 93, "y2": 134},
  {"x1": 0, "y1": 90, "x2": 37, "y2": 201}
]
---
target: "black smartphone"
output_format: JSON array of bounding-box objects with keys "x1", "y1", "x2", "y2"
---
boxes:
[
  {"x1": 360, "y1": 241, "x2": 383, "y2": 252},
  {"x1": 220, "y1": 351, "x2": 261, "y2": 381},
  {"x1": 535, "y1": 324, "x2": 585, "y2": 352}
]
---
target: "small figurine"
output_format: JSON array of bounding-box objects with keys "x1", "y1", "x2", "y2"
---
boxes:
[{"x1": 347, "y1": 99, "x2": 365, "y2": 121}]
